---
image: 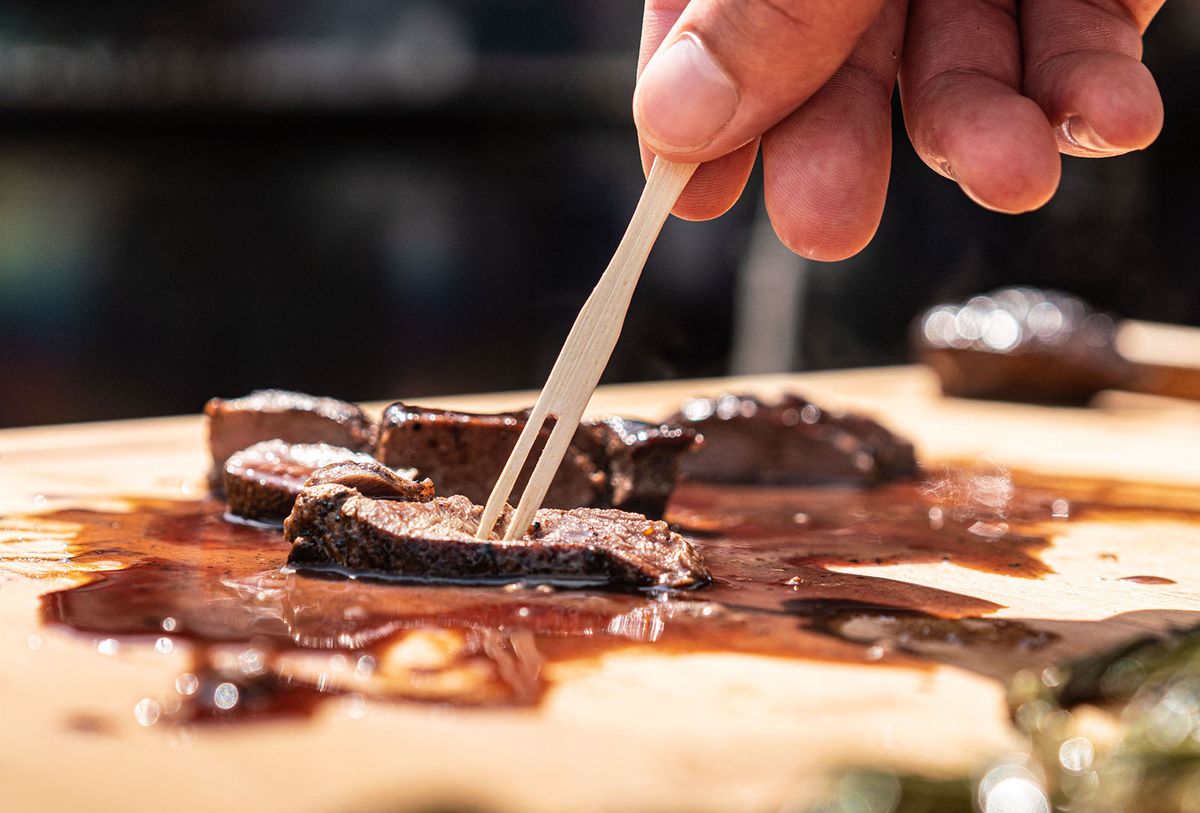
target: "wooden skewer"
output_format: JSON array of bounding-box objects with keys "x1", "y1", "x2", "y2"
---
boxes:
[{"x1": 475, "y1": 158, "x2": 699, "y2": 541}]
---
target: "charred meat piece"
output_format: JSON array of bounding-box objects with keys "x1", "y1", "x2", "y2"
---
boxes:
[
  {"x1": 206, "y1": 389, "x2": 375, "y2": 491},
  {"x1": 671, "y1": 393, "x2": 916, "y2": 485},
  {"x1": 580, "y1": 418, "x2": 697, "y2": 516},
  {"x1": 284, "y1": 474, "x2": 709, "y2": 590},
  {"x1": 376, "y1": 404, "x2": 604, "y2": 508},
  {"x1": 306, "y1": 459, "x2": 434, "y2": 502},
  {"x1": 375, "y1": 404, "x2": 696, "y2": 516},
  {"x1": 913, "y1": 287, "x2": 1133, "y2": 405},
  {"x1": 223, "y1": 440, "x2": 419, "y2": 523}
]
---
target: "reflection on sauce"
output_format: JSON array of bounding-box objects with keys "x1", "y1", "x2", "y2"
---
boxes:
[
  {"x1": 22, "y1": 470, "x2": 1200, "y2": 724},
  {"x1": 1118, "y1": 575, "x2": 1177, "y2": 585}
]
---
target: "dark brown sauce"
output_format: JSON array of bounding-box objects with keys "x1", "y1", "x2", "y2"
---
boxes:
[
  {"x1": 1118, "y1": 575, "x2": 1177, "y2": 585},
  {"x1": 22, "y1": 469, "x2": 1200, "y2": 724}
]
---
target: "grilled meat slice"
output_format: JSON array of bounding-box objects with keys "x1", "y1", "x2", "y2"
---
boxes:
[
  {"x1": 285, "y1": 474, "x2": 708, "y2": 590},
  {"x1": 224, "y1": 440, "x2": 421, "y2": 522},
  {"x1": 206, "y1": 389, "x2": 375, "y2": 491},
  {"x1": 671, "y1": 393, "x2": 916, "y2": 485}
]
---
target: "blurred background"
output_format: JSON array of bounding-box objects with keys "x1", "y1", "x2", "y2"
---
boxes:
[{"x1": 0, "y1": 1, "x2": 1196, "y2": 427}]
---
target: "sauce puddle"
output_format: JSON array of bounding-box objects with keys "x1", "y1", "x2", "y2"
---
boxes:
[{"x1": 20, "y1": 468, "x2": 1200, "y2": 724}]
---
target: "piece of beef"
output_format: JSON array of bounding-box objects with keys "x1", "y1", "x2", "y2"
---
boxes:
[
  {"x1": 579, "y1": 418, "x2": 698, "y2": 516},
  {"x1": 375, "y1": 404, "x2": 695, "y2": 516},
  {"x1": 670, "y1": 393, "x2": 917, "y2": 485},
  {"x1": 306, "y1": 459, "x2": 434, "y2": 502},
  {"x1": 284, "y1": 473, "x2": 709, "y2": 590},
  {"x1": 913, "y1": 287, "x2": 1133, "y2": 405},
  {"x1": 376, "y1": 404, "x2": 603, "y2": 507},
  {"x1": 223, "y1": 440, "x2": 422, "y2": 523},
  {"x1": 205, "y1": 389, "x2": 375, "y2": 491}
]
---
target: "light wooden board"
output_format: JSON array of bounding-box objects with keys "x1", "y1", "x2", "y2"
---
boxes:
[{"x1": 2, "y1": 365, "x2": 1200, "y2": 813}]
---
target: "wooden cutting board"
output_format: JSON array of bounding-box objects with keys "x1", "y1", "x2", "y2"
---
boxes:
[{"x1": 2, "y1": 365, "x2": 1200, "y2": 813}]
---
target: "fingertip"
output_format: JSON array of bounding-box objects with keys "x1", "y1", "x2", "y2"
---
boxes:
[
  {"x1": 937, "y1": 91, "x2": 1061, "y2": 213},
  {"x1": 1047, "y1": 53, "x2": 1163, "y2": 156},
  {"x1": 765, "y1": 175, "x2": 883, "y2": 260},
  {"x1": 955, "y1": 158, "x2": 1061, "y2": 215},
  {"x1": 770, "y1": 218, "x2": 878, "y2": 262},
  {"x1": 763, "y1": 137, "x2": 888, "y2": 261},
  {"x1": 667, "y1": 140, "x2": 759, "y2": 221},
  {"x1": 762, "y1": 80, "x2": 892, "y2": 260},
  {"x1": 638, "y1": 136, "x2": 757, "y2": 220},
  {"x1": 956, "y1": 161, "x2": 1061, "y2": 215}
]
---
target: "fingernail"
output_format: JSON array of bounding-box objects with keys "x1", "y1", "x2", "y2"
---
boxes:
[
  {"x1": 1062, "y1": 116, "x2": 1124, "y2": 155},
  {"x1": 635, "y1": 33, "x2": 739, "y2": 152}
]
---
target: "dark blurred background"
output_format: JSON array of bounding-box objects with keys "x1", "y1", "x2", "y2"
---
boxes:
[{"x1": 0, "y1": 1, "x2": 1197, "y2": 427}]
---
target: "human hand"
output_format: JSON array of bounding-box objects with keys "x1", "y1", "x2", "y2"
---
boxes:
[{"x1": 632, "y1": 0, "x2": 1166, "y2": 260}]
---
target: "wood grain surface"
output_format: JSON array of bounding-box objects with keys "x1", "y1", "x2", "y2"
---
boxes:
[{"x1": 2, "y1": 365, "x2": 1199, "y2": 813}]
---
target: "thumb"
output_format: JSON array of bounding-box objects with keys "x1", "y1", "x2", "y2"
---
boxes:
[{"x1": 634, "y1": 0, "x2": 886, "y2": 163}]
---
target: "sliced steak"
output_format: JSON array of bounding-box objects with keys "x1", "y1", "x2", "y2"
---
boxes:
[
  {"x1": 206, "y1": 389, "x2": 375, "y2": 491},
  {"x1": 581, "y1": 418, "x2": 698, "y2": 516},
  {"x1": 284, "y1": 476, "x2": 709, "y2": 590},
  {"x1": 375, "y1": 404, "x2": 695, "y2": 516},
  {"x1": 306, "y1": 459, "x2": 433, "y2": 502},
  {"x1": 671, "y1": 393, "x2": 917, "y2": 485},
  {"x1": 375, "y1": 404, "x2": 606, "y2": 509},
  {"x1": 223, "y1": 440, "x2": 420, "y2": 523}
]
